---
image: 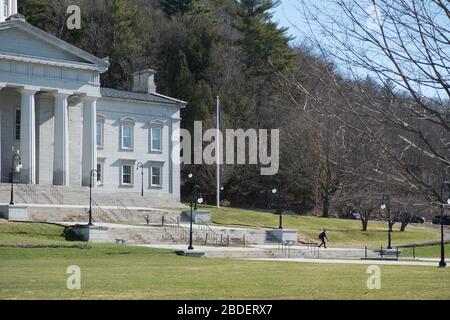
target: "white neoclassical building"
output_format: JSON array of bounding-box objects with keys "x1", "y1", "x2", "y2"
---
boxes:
[{"x1": 0, "y1": 2, "x2": 185, "y2": 203}]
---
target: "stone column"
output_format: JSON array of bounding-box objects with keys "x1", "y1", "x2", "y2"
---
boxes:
[
  {"x1": 171, "y1": 116, "x2": 181, "y2": 201},
  {"x1": 11, "y1": 0, "x2": 18, "y2": 15},
  {"x1": 0, "y1": 85, "x2": 4, "y2": 182},
  {"x1": 53, "y1": 93, "x2": 70, "y2": 186},
  {"x1": 19, "y1": 89, "x2": 38, "y2": 184},
  {"x1": 82, "y1": 97, "x2": 97, "y2": 187}
]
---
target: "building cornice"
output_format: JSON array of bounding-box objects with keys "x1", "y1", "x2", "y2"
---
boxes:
[
  {"x1": 99, "y1": 96, "x2": 185, "y2": 109},
  {"x1": 0, "y1": 52, "x2": 107, "y2": 72},
  {"x1": 0, "y1": 19, "x2": 109, "y2": 71}
]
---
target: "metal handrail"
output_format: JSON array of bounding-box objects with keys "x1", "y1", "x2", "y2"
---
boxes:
[
  {"x1": 49, "y1": 185, "x2": 64, "y2": 204},
  {"x1": 167, "y1": 216, "x2": 189, "y2": 240},
  {"x1": 91, "y1": 199, "x2": 112, "y2": 222},
  {"x1": 198, "y1": 222, "x2": 221, "y2": 245},
  {"x1": 16, "y1": 184, "x2": 36, "y2": 203},
  {"x1": 116, "y1": 200, "x2": 134, "y2": 221},
  {"x1": 26, "y1": 184, "x2": 40, "y2": 203}
]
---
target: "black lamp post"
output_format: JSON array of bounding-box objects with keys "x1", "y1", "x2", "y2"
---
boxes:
[
  {"x1": 137, "y1": 162, "x2": 144, "y2": 197},
  {"x1": 381, "y1": 195, "x2": 392, "y2": 250},
  {"x1": 188, "y1": 172, "x2": 199, "y2": 211},
  {"x1": 88, "y1": 169, "x2": 98, "y2": 226},
  {"x1": 272, "y1": 180, "x2": 284, "y2": 229},
  {"x1": 188, "y1": 184, "x2": 203, "y2": 250},
  {"x1": 439, "y1": 178, "x2": 450, "y2": 268},
  {"x1": 9, "y1": 152, "x2": 22, "y2": 206}
]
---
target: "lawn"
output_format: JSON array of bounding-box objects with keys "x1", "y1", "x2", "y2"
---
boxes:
[
  {"x1": 402, "y1": 244, "x2": 450, "y2": 259},
  {"x1": 0, "y1": 220, "x2": 80, "y2": 246},
  {"x1": 1, "y1": 221, "x2": 450, "y2": 300},
  {"x1": 204, "y1": 206, "x2": 441, "y2": 247}
]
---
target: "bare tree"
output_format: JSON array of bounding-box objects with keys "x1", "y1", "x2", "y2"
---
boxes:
[{"x1": 282, "y1": 0, "x2": 449, "y2": 209}]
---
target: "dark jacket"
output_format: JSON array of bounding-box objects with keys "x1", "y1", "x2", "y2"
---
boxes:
[{"x1": 319, "y1": 232, "x2": 328, "y2": 241}]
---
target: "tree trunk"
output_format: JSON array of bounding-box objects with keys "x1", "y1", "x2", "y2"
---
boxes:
[
  {"x1": 361, "y1": 218, "x2": 368, "y2": 231},
  {"x1": 400, "y1": 221, "x2": 408, "y2": 232},
  {"x1": 322, "y1": 196, "x2": 330, "y2": 218}
]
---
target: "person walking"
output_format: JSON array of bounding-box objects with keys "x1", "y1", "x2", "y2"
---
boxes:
[{"x1": 318, "y1": 229, "x2": 328, "y2": 248}]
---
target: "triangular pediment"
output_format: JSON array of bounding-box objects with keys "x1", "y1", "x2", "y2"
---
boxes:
[{"x1": 0, "y1": 20, "x2": 109, "y2": 70}]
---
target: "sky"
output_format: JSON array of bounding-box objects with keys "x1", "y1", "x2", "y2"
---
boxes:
[
  {"x1": 272, "y1": 0, "x2": 305, "y2": 44},
  {"x1": 271, "y1": 0, "x2": 449, "y2": 99}
]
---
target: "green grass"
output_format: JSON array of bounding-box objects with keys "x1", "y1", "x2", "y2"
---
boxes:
[
  {"x1": 402, "y1": 244, "x2": 450, "y2": 259},
  {"x1": 0, "y1": 221, "x2": 72, "y2": 246},
  {"x1": 0, "y1": 221, "x2": 449, "y2": 300},
  {"x1": 204, "y1": 206, "x2": 440, "y2": 247},
  {"x1": 2, "y1": 244, "x2": 450, "y2": 300}
]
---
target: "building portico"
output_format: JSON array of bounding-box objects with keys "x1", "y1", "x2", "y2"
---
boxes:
[
  {"x1": 0, "y1": 13, "x2": 109, "y2": 187},
  {"x1": 0, "y1": 86, "x2": 100, "y2": 186},
  {"x1": 0, "y1": 10, "x2": 185, "y2": 205}
]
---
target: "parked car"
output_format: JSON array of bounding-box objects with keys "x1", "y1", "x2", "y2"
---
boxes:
[
  {"x1": 432, "y1": 215, "x2": 450, "y2": 225},
  {"x1": 339, "y1": 212, "x2": 361, "y2": 220},
  {"x1": 351, "y1": 213, "x2": 362, "y2": 220},
  {"x1": 410, "y1": 215, "x2": 425, "y2": 224}
]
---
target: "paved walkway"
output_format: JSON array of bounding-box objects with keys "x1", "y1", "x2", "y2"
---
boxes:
[
  {"x1": 54, "y1": 221, "x2": 450, "y2": 267},
  {"x1": 57, "y1": 221, "x2": 264, "y2": 233},
  {"x1": 246, "y1": 257, "x2": 449, "y2": 267},
  {"x1": 133, "y1": 243, "x2": 449, "y2": 267},
  {"x1": 135, "y1": 244, "x2": 257, "y2": 252}
]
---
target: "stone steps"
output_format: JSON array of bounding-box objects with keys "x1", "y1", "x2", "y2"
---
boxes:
[
  {"x1": 105, "y1": 225, "x2": 209, "y2": 245},
  {"x1": 0, "y1": 184, "x2": 185, "y2": 209},
  {"x1": 204, "y1": 249, "x2": 306, "y2": 259}
]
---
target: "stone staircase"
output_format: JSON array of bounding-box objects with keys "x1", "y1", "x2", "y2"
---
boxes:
[
  {"x1": 203, "y1": 246, "x2": 386, "y2": 260},
  {"x1": 100, "y1": 223, "x2": 218, "y2": 246},
  {"x1": 0, "y1": 183, "x2": 186, "y2": 224},
  {"x1": 204, "y1": 248, "x2": 304, "y2": 259},
  {"x1": 0, "y1": 183, "x2": 184, "y2": 209}
]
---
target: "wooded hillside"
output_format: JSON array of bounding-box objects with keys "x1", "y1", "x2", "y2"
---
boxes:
[{"x1": 18, "y1": 0, "x2": 449, "y2": 220}]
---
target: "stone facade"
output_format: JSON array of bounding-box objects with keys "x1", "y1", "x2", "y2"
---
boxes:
[{"x1": 0, "y1": 6, "x2": 185, "y2": 204}]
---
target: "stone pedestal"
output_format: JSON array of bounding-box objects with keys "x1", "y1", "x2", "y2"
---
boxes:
[
  {"x1": 175, "y1": 250, "x2": 206, "y2": 258},
  {"x1": 267, "y1": 229, "x2": 298, "y2": 244},
  {"x1": 70, "y1": 224, "x2": 109, "y2": 243},
  {"x1": 0, "y1": 205, "x2": 29, "y2": 221},
  {"x1": 181, "y1": 210, "x2": 211, "y2": 223}
]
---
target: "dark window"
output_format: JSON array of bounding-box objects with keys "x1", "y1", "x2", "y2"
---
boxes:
[
  {"x1": 15, "y1": 110, "x2": 21, "y2": 140},
  {"x1": 96, "y1": 163, "x2": 103, "y2": 183},
  {"x1": 151, "y1": 167, "x2": 162, "y2": 187},
  {"x1": 122, "y1": 165, "x2": 132, "y2": 184}
]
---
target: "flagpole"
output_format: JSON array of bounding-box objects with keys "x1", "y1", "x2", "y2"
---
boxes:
[{"x1": 216, "y1": 96, "x2": 221, "y2": 209}]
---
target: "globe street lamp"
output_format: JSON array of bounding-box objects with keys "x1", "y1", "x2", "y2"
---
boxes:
[
  {"x1": 137, "y1": 162, "x2": 144, "y2": 197},
  {"x1": 439, "y1": 179, "x2": 450, "y2": 268},
  {"x1": 381, "y1": 195, "x2": 392, "y2": 250},
  {"x1": 9, "y1": 151, "x2": 22, "y2": 206},
  {"x1": 88, "y1": 169, "x2": 98, "y2": 226},
  {"x1": 188, "y1": 172, "x2": 199, "y2": 211},
  {"x1": 272, "y1": 181, "x2": 284, "y2": 229},
  {"x1": 188, "y1": 184, "x2": 203, "y2": 250}
]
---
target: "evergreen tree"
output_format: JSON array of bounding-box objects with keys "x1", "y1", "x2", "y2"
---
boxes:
[
  {"x1": 160, "y1": 0, "x2": 196, "y2": 17},
  {"x1": 235, "y1": 0, "x2": 295, "y2": 74},
  {"x1": 106, "y1": 0, "x2": 144, "y2": 89},
  {"x1": 21, "y1": 0, "x2": 57, "y2": 32},
  {"x1": 168, "y1": 49, "x2": 194, "y2": 100},
  {"x1": 186, "y1": 80, "x2": 214, "y2": 129}
]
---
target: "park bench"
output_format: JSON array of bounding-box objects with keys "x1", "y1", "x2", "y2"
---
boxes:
[
  {"x1": 115, "y1": 239, "x2": 126, "y2": 244},
  {"x1": 363, "y1": 246, "x2": 401, "y2": 261}
]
